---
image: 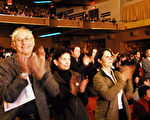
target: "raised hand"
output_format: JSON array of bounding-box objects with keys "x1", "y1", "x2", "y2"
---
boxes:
[
  {"x1": 70, "y1": 75, "x2": 78, "y2": 95},
  {"x1": 28, "y1": 46, "x2": 46, "y2": 80},
  {"x1": 82, "y1": 55, "x2": 90, "y2": 66},
  {"x1": 80, "y1": 79, "x2": 88, "y2": 93},
  {"x1": 120, "y1": 65, "x2": 136, "y2": 81},
  {"x1": 16, "y1": 53, "x2": 30, "y2": 74}
]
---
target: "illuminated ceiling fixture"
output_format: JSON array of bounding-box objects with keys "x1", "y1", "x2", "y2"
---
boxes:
[
  {"x1": 39, "y1": 32, "x2": 61, "y2": 37},
  {"x1": 34, "y1": 1, "x2": 52, "y2": 4}
]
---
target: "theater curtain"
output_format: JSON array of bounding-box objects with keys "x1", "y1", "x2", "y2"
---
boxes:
[{"x1": 122, "y1": 0, "x2": 150, "y2": 22}]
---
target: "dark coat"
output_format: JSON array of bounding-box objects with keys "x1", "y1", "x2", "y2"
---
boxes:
[
  {"x1": 86, "y1": 62, "x2": 98, "y2": 97},
  {"x1": 142, "y1": 58, "x2": 150, "y2": 77},
  {"x1": 50, "y1": 70, "x2": 89, "y2": 120},
  {"x1": 131, "y1": 57, "x2": 140, "y2": 78},
  {"x1": 70, "y1": 56, "x2": 87, "y2": 75},
  {"x1": 0, "y1": 55, "x2": 59, "y2": 120},
  {"x1": 93, "y1": 69, "x2": 133, "y2": 120}
]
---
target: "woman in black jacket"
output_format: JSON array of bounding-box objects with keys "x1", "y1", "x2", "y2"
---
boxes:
[{"x1": 49, "y1": 48, "x2": 89, "y2": 120}]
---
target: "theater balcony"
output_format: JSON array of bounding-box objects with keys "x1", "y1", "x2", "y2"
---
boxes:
[
  {"x1": 50, "y1": 19, "x2": 83, "y2": 28},
  {"x1": 0, "y1": 14, "x2": 49, "y2": 26},
  {"x1": 84, "y1": 21, "x2": 125, "y2": 30},
  {"x1": 0, "y1": 14, "x2": 125, "y2": 30}
]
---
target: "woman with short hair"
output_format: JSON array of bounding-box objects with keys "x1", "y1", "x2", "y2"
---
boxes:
[
  {"x1": 49, "y1": 48, "x2": 89, "y2": 120},
  {"x1": 93, "y1": 48, "x2": 135, "y2": 120}
]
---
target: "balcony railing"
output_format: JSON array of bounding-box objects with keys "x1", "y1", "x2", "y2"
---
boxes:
[{"x1": 0, "y1": 14, "x2": 125, "y2": 30}]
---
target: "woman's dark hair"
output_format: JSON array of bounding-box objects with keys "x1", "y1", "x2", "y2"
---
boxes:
[
  {"x1": 96, "y1": 48, "x2": 113, "y2": 60},
  {"x1": 52, "y1": 48, "x2": 70, "y2": 60},
  {"x1": 138, "y1": 85, "x2": 150, "y2": 98},
  {"x1": 133, "y1": 51, "x2": 140, "y2": 55},
  {"x1": 138, "y1": 76, "x2": 150, "y2": 86},
  {"x1": 120, "y1": 54, "x2": 126, "y2": 58},
  {"x1": 70, "y1": 45, "x2": 80, "y2": 52},
  {"x1": 50, "y1": 48, "x2": 70, "y2": 73},
  {"x1": 94, "y1": 48, "x2": 112, "y2": 68}
]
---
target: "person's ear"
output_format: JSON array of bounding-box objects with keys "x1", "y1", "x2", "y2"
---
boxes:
[
  {"x1": 53, "y1": 59, "x2": 58, "y2": 66},
  {"x1": 71, "y1": 50, "x2": 73, "y2": 54},
  {"x1": 11, "y1": 42, "x2": 16, "y2": 50},
  {"x1": 97, "y1": 58, "x2": 102, "y2": 64}
]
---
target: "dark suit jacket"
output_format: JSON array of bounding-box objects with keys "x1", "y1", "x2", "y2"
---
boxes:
[
  {"x1": 70, "y1": 56, "x2": 87, "y2": 74},
  {"x1": 131, "y1": 57, "x2": 140, "y2": 78},
  {"x1": 0, "y1": 55, "x2": 59, "y2": 120},
  {"x1": 142, "y1": 58, "x2": 150, "y2": 77},
  {"x1": 93, "y1": 69, "x2": 132, "y2": 120}
]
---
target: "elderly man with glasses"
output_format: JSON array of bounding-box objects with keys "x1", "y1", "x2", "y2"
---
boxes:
[{"x1": 0, "y1": 27, "x2": 59, "y2": 120}]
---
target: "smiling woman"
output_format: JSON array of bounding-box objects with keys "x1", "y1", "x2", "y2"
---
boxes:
[
  {"x1": 49, "y1": 48, "x2": 89, "y2": 120},
  {"x1": 93, "y1": 48, "x2": 134, "y2": 120}
]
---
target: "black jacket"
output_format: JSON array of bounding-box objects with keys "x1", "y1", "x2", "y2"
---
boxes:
[{"x1": 49, "y1": 70, "x2": 89, "y2": 120}]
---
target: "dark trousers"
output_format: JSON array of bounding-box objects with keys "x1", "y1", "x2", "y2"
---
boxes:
[{"x1": 119, "y1": 108, "x2": 127, "y2": 120}]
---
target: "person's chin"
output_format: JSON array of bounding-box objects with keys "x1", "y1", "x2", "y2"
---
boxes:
[
  {"x1": 64, "y1": 67, "x2": 69, "y2": 70},
  {"x1": 22, "y1": 51, "x2": 32, "y2": 57},
  {"x1": 24, "y1": 51, "x2": 31, "y2": 54}
]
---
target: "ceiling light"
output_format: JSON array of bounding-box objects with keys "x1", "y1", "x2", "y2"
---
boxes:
[
  {"x1": 39, "y1": 32, "x2": 61, "y2": 37},
  {"x1": 34, "y1": 1, "x2": 52, "y2": 4}
]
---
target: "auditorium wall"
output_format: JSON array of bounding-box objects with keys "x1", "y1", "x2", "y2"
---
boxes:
[
  {"x1": 106, "y1": 26, "x2": 150, "y2": 53},
  {"x1": 0, "y1": 26, "x2": 12, "y2": 48},
  {"x1": 56, "y1": 0, "x2": 121, "y2": 21},
  {"x1": 96, "y1": 0, "x2": 121, "y2": 21}
]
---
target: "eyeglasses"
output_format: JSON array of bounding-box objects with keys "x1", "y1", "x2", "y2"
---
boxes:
[{"x1": 13, "y1": 37, "x2": 34, "y2": 44}]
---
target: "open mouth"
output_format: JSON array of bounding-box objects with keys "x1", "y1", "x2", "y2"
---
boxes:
[{"x1": 22, "y1": 45, "x2": 30, "y2": 49}]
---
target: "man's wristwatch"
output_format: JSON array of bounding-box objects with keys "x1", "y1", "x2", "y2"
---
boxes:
[
  {"x1": 20, "y1": 73, "x2": 28, "y2": 79},
  {"x1": 21, "y1": 73, "x2": 28, "y2": 77}
]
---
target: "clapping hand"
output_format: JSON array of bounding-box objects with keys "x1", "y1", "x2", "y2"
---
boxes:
[
  {"x1": 28, "y1": 46, "x2": 46, "y2": 80},
  {"x1": 70, "y1": 75, "x2": 78, "y2": 95},
  {"x1": 16, "y1": 53, "x2": 30, "y2": 74},
  {"x1": 80, "y1": 78, "x2": 88, "y2": 93},
  {"x1": 120, "y1": 65, "x2": 135, "y2": 81},
  {"x1": 82, "y1": 55, "x2": 90, "y2": 66}
]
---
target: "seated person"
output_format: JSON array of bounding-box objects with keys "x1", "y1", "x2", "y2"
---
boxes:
[{"x1": 132, "y1": 85, "x2": 150, "y2": 120}]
